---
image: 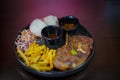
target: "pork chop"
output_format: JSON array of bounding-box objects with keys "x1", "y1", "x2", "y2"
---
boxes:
[{"x1": 53, "y1": 35, "x2": 93, "y2": 70}]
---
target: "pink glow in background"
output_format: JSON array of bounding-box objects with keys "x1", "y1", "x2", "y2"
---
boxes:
[
  {"x1": 1, "y1": 0, "x2": 105, "y2": 30},
  {"x1": 1, "y1": 0, "x2": 106, "y2": 43},
  {"x1": 1, "y1": 1, "x2": 120, "y2": 80}
]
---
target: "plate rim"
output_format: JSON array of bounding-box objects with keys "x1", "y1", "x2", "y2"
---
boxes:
[{"x1": 13, "y1": 24, "x2": 96, "y2": 77}]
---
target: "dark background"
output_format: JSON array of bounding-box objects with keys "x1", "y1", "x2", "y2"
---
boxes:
[{"x1": 0, "y1": 0, "x2": 120, "y2": 80}]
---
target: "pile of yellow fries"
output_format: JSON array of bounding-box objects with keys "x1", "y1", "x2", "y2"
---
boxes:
[{"x1": 17, "y1": 42, "x2": 56, "y2": 71}]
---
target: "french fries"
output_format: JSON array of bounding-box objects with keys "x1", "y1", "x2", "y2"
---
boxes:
[
  {"x1": 17, "y1": 42, "x2": 56, "y2": 71},
  {"x1": 17, "y1": 49, "x2": 29, "y2": 65}
]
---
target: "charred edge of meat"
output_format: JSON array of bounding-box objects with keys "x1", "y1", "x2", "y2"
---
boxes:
[{"x1": 53, "y1": 35, "x2": 93, "y2": 70}]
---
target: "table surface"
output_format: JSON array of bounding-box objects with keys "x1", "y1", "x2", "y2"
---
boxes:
[{"x1": 1, "y1": 0, "x2": 120, "y2": 80}]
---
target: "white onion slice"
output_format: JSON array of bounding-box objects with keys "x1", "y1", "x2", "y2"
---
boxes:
[
  {"x1": 30, "y1": 19, "x2": 47, "y2": 37},
  {"x1": 43, "y1": 15, "x2": 59, "y2": 26}
]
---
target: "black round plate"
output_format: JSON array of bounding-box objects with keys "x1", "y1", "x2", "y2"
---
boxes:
[{"x1": 14, "y1": 24, "x2": 95, "y2": 77}]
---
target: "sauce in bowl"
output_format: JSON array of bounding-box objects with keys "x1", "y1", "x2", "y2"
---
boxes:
[
  {"x1": 48, "y1": 33, "x2": 57, "y2": 38},
  {"x1": 59, "y1": 16, "x2": 79, "y2": 33},
  {"x1": 62, "y1": 23, "x2": 75, "y2": 31},
  {"x1": 41, "y1": 25, "x2": 64, "y2": 48}
]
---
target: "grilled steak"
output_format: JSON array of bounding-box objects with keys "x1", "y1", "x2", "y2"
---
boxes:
[{"x1": 53, "y1": 35, "x2": 93, "y2": 70}]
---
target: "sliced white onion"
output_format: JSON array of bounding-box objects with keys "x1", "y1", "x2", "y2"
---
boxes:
[
  {"x1": 43, "y1": 15, "x2": 59, "y2": 26},
  {"x1": 30, "y1": 19, "x2": 47, "y2": 37}
]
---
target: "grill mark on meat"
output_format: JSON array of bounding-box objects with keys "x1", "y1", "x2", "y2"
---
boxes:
[{"x1": 53, "y1": 35, "x2": 93, "y2": 70}]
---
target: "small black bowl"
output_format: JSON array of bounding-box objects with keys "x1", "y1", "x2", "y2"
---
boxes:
[
  {"x1": 41, "y1": 25, "x2": 64, "y2": 49},
  {"x1": 59, "y1": 16, "x2": 79, "y2": 35}
]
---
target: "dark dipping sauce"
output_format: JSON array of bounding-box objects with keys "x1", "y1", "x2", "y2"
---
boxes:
[
  {"x1": 48, "y1": 33, "x2": 57, "y2": 38},
  {"x1": 62, "y1": 23, "x2": 75, "y2": 31},
  {"x1": 41, "y1": 25, "x2": 64, "y2": 49}
]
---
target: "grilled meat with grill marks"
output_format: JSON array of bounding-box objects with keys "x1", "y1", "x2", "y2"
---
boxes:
[{"x1": 53, "y1": 35, "x2": 93, "y2": 70}]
